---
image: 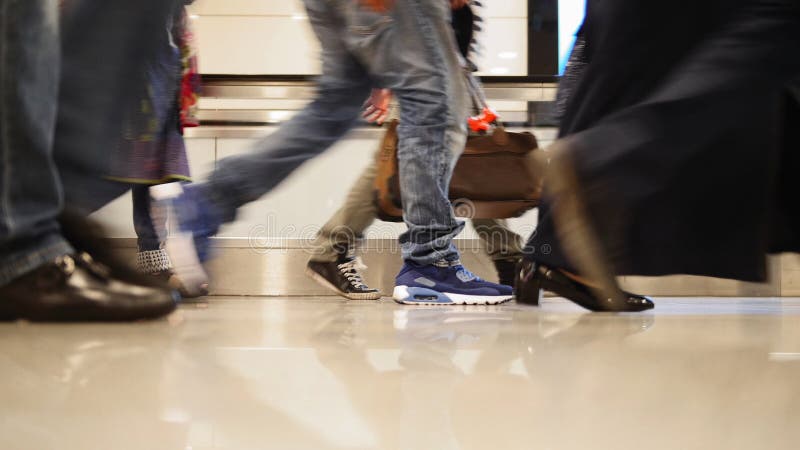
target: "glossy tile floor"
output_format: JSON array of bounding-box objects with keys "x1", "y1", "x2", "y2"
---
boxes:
[{"x1": 2, "y1": 297, "x2": 800, "y2": 450}]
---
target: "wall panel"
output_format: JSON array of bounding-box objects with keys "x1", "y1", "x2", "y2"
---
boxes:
[{"x1": 189, "y1": 0, "x2": 529, "y2": 76}]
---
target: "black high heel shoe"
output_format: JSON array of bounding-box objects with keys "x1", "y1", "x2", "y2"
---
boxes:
[{"x1": 515, "y1": 260, "x2": 654, "y2": 312}]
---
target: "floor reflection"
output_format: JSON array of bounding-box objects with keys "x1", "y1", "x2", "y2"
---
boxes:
[{"x1": 0, "y1": 297, "x2": 798, "y2": 450}]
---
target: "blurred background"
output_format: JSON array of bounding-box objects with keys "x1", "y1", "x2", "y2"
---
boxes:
[{"x1": 89, "y1": 0, "x2": 798, "y2": 298}]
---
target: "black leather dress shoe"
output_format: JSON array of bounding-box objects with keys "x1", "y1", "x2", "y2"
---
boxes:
[
  {"x1": 515, "y1": 260, "x2": 654, "y2": 312},
  {"x1": 0, "y1": 253, "x2": 177, "y2": 322}
]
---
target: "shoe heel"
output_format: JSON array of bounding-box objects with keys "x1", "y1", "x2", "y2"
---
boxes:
[{"x1": 515, "y1": 261, "x2": 542, "y2": 306}]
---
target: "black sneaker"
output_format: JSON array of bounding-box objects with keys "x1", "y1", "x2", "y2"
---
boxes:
[
  {"x1": 306, "y1": 256, "x2": 381, "y2": 300},
  {"x1": 493, "y1": 257, "x2": 521, "y2": 287}
]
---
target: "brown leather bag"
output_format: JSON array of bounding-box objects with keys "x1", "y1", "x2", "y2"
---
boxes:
[{"x1": 374, "y1": 119, "x2": 543, "y2": 222}]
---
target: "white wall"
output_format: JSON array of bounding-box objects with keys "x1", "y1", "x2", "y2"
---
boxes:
[
  {"x1": 188, "y1": 0, "x2": 528, "y2": 76},
  {"x1": 189, "y1": 0, "x2": 321, "y2": 75}
]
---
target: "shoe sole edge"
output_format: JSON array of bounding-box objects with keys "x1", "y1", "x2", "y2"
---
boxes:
[
  {"x1": 392, "y1": 286, "x2": 513, "y2": 306},
  {"x1": 305, "y1": 267, "x2": 382, "y2": 300}
]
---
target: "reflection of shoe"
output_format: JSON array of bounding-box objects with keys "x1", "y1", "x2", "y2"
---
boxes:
[
  {"x1": 393, "y1": 308, "x2": 512, "y2": 332},
  {"x1": 0, "y1": 253, "x2": 177, "y2": 322},
  {"x1": 514, "y1": 260, "x2": 541, "y2": 306},
  {"x1": 150, "y1": 183, "x2": 222, "y2": 298},
  {"x1": 306, "y1": 255, "x2": 381, "y2": 300},
  {"x1": 393, "y1": 308, "x2": 512, "y2": 372},
  {"x1": 393, "y1": 262, "x2": 514, "y2": 305},
  {"x1": 515, "y1": 260, "x2": 654, "y2": 312},
  {"x1": 493, "y1": 257, "x2": 521, "y2": 287}
]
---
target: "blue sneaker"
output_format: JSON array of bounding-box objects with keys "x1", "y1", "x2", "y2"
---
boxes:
[
  {"x1": 393, "y1": 262, "x2": 514, "y2": 305},
  {"x1": 150, "y1": 183, "x2": 223, "y2": 297}
]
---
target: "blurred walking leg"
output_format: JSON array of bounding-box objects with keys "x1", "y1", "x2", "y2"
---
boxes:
[
  {"x1": 306, "y1": 161, "x2": 382, "y2": 300},
  {"x1": 472, "y1": 218, "x2": 523, "y2": 286},
  {"x1": 521, "y1": 0, "x2": 800, "y2": 311}
]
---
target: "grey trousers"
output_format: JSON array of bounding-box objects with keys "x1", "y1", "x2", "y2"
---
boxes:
[{"x1": 309, "y1": 149, "x2": 524, "y2": 263}]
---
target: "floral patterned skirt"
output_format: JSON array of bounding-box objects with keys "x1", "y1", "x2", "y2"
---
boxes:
[{"x1": 106, "y1": 9, "x2": 197, "y2": 185}]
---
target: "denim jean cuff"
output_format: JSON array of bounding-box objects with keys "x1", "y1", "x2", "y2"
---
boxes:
[
  {"x1": 307, "y1": 242, "x2": 351, "y2": 263},
  {"x1": 0, "y1": 234, "x2": 74, "y2": 286},
  {"x1": 490, "y1": 253, "x2": 524, "y2": 262},
  {"x1": 403, "y1": 245, "x2": 462, "y2": 267},
  {"x1": 433, "y1": 258, "x2": 461, "y2": 268}
]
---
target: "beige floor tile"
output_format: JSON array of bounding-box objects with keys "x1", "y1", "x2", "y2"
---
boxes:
[{"x1": 2, "y1": 297, "x2": 800, "y2": 449}]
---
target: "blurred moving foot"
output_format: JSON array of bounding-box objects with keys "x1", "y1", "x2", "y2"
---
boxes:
[
  {"x1": 150, "y1": 271, "x2": 210, "y2": 299},
  {"x1": 306, "y1": 255, "x2": 381, "y2": 300},
  {"x1": 515, "y1": 260, "x2": 654, "y2": 312},
  {"x1": 137, "y1": 249, "x2": 209, "y2": 299},
  {"x1": 531, "y1": 142, "x2": 639, "y2": 311},
  {"x1": 0, "y1": 253, "x2": 177, "y2": 322},
  {"x1": 60, "y1": 210, "x2": 203, "y2": 299},
  {"x1": 150, "y1": 183, "x2": 222, "y2": 298},
  {"x1": 393, "y1": 262, "x2": 514, "y2": 305}
]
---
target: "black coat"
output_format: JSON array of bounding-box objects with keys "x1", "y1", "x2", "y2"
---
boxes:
[{"x1": 526, "y1": 0, "x2": 800, "y2": 282}]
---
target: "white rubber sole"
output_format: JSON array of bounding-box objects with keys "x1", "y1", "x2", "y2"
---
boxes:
[
  {"x1": 305, "y1": 267, "x2": 382, "y2": 300},
  {"x1": 393, "y1": 286, "x2": 513, "y2": 306}
]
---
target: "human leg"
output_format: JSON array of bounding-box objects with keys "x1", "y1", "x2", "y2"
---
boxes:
[
  {"x1": 0, "y1": 0, "x2": 72, "y2": 286},
  {"x1": 306, "y1": 159, "x2": 382, "y2": 300},
  {"x1": 310, "y1": 160, "x2": 380, "y2": 263},
  {"x1": 150, "y1": 0, "x2": 375, "y2": 295},
  {"x1": 132, "y1": 184, "x2": 171, "y2": 273},
  {"x1": 345, "y1": 0, "x2": 512, "y2": 304},
  {"x1": 0, "y1": 0, "x2": 179, "y2": 321},
  {"x1": 521, "y1": 0, "x2": 800, "y2": 311},
  {"x1": 472, "y1": 218, "x2": 524, "y2": 286}
]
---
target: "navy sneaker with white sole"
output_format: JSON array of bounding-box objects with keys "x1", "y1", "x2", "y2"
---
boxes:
[
  {"x1": 150, "y1": 183, "x2": 222, "y2": 298},
  {"x1": 393, "y1": 262, "x2": 514, "y2": 305}
]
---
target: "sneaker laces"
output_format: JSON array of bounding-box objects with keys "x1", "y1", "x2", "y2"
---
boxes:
[
  {"x1": 338, "y1": 257, "x2": 369, "y2": 289},
  {"x1": 454, "y1": 265, "x2": 481, "y2": 283}
]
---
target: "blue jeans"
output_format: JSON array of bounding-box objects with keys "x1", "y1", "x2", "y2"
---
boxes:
[
  {"x1": 132, "y1": 185, "x2": 162, "y2": 252},
  {"x1": 0, "y1": 0, "x2": 179, "y2": 286},
  {"x1": 204, "y1": 0, "x2": 468, "y2": 266},
  {"x1": 0, "y1": 0, "x2": 71, "y2": 285}
]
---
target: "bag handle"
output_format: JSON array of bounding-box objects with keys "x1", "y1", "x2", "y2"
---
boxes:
[{"x1": 464, "y1": 68, "x2": 500, "y2": 133}]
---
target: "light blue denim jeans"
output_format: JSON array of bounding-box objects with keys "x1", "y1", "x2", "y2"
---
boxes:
[{"x1": 205, "y1": 0, "x2": 468, "y2": 266}]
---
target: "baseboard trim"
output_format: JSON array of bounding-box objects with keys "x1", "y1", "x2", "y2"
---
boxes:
[{"x1": 107, "y1": 238, "x2": 799, "y2": 297}]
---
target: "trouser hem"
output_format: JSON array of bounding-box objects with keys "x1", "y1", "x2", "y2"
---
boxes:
[{"x1": 0, "y1": 235, "x2": 74, "y2": 286}]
